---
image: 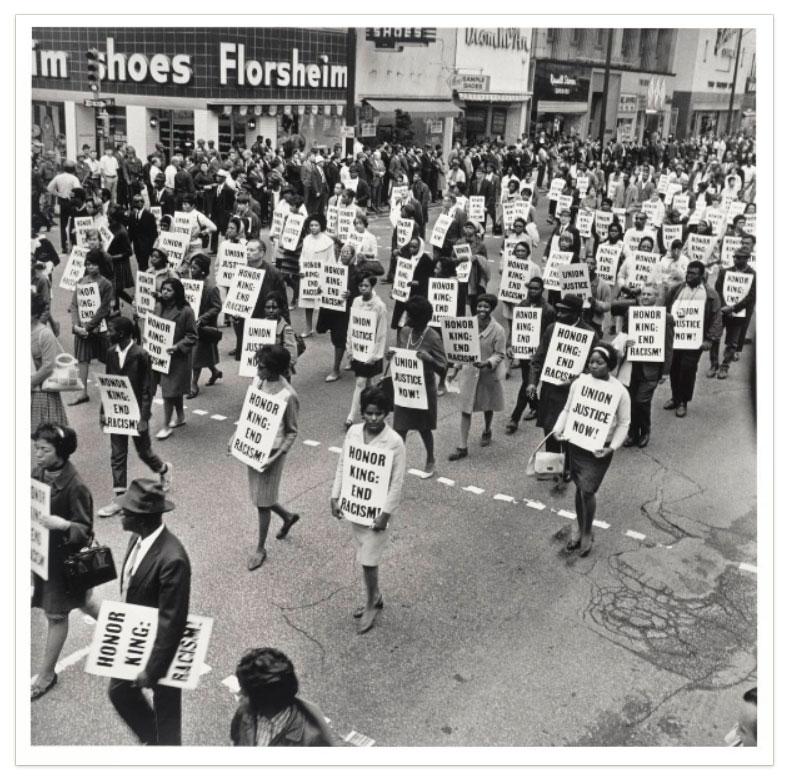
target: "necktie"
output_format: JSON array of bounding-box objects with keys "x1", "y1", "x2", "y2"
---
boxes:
[{"x1": 122, "y1": 539, "x2": 141, "y2": 600}]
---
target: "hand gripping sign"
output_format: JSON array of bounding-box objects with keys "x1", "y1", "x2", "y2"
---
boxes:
[{"x1": 85, "y1": 600, "x2": 213, "y2": 690}]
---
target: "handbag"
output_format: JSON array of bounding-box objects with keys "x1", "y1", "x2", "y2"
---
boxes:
[
  {"x1": 41, "y1": 352, "x2": 85, "y2": 393},
  {"x1": 198, "y1": 324, "x2": 223, "y2": 344},
  {"x1": 62, "y1": 536, "x2": 117, "y2": 595},
  {"x1": 525, "y1": 432, "x2": 566, "y2": 480}
]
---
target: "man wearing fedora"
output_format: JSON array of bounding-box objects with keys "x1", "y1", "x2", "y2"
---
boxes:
[{"x1": 108, "y1": 478, "x2": 191, "y2": 746}]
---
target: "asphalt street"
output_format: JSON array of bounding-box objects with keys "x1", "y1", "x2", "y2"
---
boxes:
[{"x1": 29, "y1": 190, "x2": 757, "y2": 747}]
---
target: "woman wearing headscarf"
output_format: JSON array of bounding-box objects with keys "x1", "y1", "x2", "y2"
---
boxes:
[
  {"x1": 187, "y1": 253, "x2": 223, "y2": 398},
  {"x1": 552, "y1": 343, "x2": 631, "y2": 557},
  {"x1": 152, "y1": 278, "x2": 198, "y2": 440},
  {"x1": 448, "y1": 293, "x2": 507, "y2": 461},
  {"x1": 390, "y1": 236, "x2": 434, "y2": 332}
]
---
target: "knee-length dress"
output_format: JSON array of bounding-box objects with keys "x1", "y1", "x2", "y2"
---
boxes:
[
  {"x1": 193, "y1": 282, "x2": 223, "y2": 370},
  {"x1": 458, "y1": 318, "x2": 507, "y2": 413},
  {"x1": 151, "y1": 302, "x2": 198, "y2": 397}
]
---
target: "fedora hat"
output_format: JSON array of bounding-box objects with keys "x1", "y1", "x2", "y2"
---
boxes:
[
  {"x1": 555, "y1": 293, "x2": 584, "y2": 313},
  {"x1": 115, "y1": 478, "x2": 174, "y2": 515}
]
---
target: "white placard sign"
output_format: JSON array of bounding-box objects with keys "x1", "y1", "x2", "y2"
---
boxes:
[
  {"x1": 96, "y1": 374, "x2": 141, "y2": 436},
  {"x1": 595, "y1": 243, "x2": 623, "y2": 285},
  {"x1": 468, "y1": 196, "x2": 485, "y2": 221},
  {"x1": 541, "y1": 323, "x2": 593, "y2": 386},
  {"x1": 135, "y1": 271, "x2": 156, "y2": 316},
  {"x1": 31, "y1": 479, "x2": 50, "y2": 581},
  {"x1": 390, "y1": 348, "x2": 428, "y2": 410},
  {"x1": 723, "y1": 272, "x2": 753, "y2": 318},
  {"x1": 548, "y1": 177, "x2": 566, "y2": 201},
  {"x1": 511, "y1": 307, "x2": 542, "y2": 359},
  {"x1": 270, "y1": 202, "x2": 289, "y2": 240},
  {"x1": 642, "y1": 199, "x2": 662, "y2": 227},
  {"x1": 560, "y1": 263, "x2": 592, "y2": 301},
  {"x1": 231, "y1": 384, "x2": 289, "y2": 471},
  {"x1": 221, "y1": 266, "x2": 265, "y2": 318},
  {"x1": 665, "y1": 182, "x2": 683, "y2": 206},
  {"x1": 661, "y1": 224, "x2": 683, "y2": 250},
  {"x1": 632, "y1": 251, "x2": 661, "y2": 286},
  {"x1": 577, "y1": 208, "x2": 595, "y2": 238},
  {"x1": 685, "y1": 233, "x2": 716, "y2": 264},
  {"x1": 657, "y1": 174, "x2": 669, "y2": 195},
  {"x1": 74, "y1": 216, "x2": 94, "y2": 248},
  {"x1": 427, "y1": 278, "x2": 458, "y2": 327},
  {"x1": 726, "y1": 200, "x2": 747, "y2": 220},
  {"x1": 85, "y1": 600, "x2": 213, "y2": 690},
  {"x1": 338, "y1": 442, "x2": 394, "y2": 527},
  {"x1": 150, "y1": 206, "x2": 162, "y2": 228},
  {"x1": 172, "y1": 211, "x2": 194, "y2": 236},
  {"x1": 563, "y1": 374, "x2": 624, "y2": 451},
  {"x1": 744, "y1": 214, "x2": 756, "y2": 236},
  {"x1": 319, "y1": 257, "x2": 349, "y2": 312},
  {"x1": 280, "y1": 213, "x2": 306, "y2": 251},
  {"x1": 142, "y1": 314, "x2": 175, "y2": 373},
  {"x1": 499, "y1": 257, "x2": 534, "y2": 305},
  {"x1": 240, "y1": 318, "x2": 277, "y2": 377},
  {"x1": 627, "y1": 307, "x2": 666, "y2": 362},
  {"x1": 453, "y1": 242, "x2": 472, "y2": 264},
  {"x1": 672, "y1": 193, "x2": 691, "y2": 218},
  {"x1": 672, "y1": 299, "x2": 705, "y2": 350},
  {"x1": 556, "y1": 194, "x2": 574, "y2": 216},
  {"x1": 180, "y1": 279, "x2": 203, "y2": 312},
  {"x1": 326, "y1": 204, "x2": 339, "y2": 236},
  {"x1": 396, "y1": 218, "x2": 415, "y2": 248},
  {"x1": 429, "y1": 214, "x2": 453, "y2": 249},
  {"x1": 59, "y1": 246, "x2": 88, "y2": 291},
  {"x1": 337, "y1": 206, "x2": 356, "y2": 243},
  {"x1": 594, "y1": 210, "x2": 614, "y2": 241},
  {"x1": 576, "y1": 174, "x2": 589, "y2": 198},
  {"x1": 721, "y1": 236, "x2": 743, "y2": 269},
  {"x1": 349, "y1": 309, "x2": 379, "y2": 364},
  {"x1": 392, "y1": 256, "x2": 417, "y2": 303},
  {"x1": 76, "y1": 281, "x2": 107, "y2": 331},
  {"x1": 705, "y1": 208, "x2": 726, "y2": 236},
  {"x1": 98, "y1": 223, "x2": 115, "y2": 251},
  {"x1": 389, "y1": 186, "x2": 409, "y2": 210},
  {"x1": 215, "y1": 241, "x2": 248, "y2": 287},
  {"x1": 156, "y1": 232, "x2": 190, "y2": 266},
  {"x1": 542, "y1": 251, "x2": 573, "y2": 292},
  {"x1": 612, "y1": 207, "x2": 627, "y2": 225},
  {"x1": 346, "y1": 230, "x2": 364, "y2": 254},
  {"x1": 441, "y1": 317, "x2": 480, "y2": 364}
]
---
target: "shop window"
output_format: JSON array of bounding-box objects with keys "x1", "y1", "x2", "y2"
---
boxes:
[
  {"x1": 596, "y1": 29, "x2": 606, "y2": 49},
  {"x1": 156, "y1": 110, "x2": 195, "y2": 160},
  {"x1": 32, "y1": 101, "x2": 65, "y2": 153},
  {"x1": 464, "y1": 105, "x2": 488, "y2": 143},
  {"x1": 218, "y1": 113, "x2": 256, "y2": 154},
  {"x1": 621, "y1": 29, "x2": 634, "y2": 58},
  {"x1": 546, "y1": 28, "x2": 554, "y2": 44},
  {"x1": 101, "y1": 105, "x2": 127, "y2": 150},
  {"x1": 491, "y1": 108, "x2": 507, "y2": 138}
]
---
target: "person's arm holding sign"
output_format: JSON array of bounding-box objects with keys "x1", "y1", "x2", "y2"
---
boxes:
[{"x1": 37, "y1": 476, "x2": 92, "y2": 544}]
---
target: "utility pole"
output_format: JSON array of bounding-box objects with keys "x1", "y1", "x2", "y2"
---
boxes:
[
  {"x1": 727, "y1": 28, "x2": 743, "y2": 135},
  {"x1": 598, "y1": 29, "x2": 613, "y2": 145},
  {"x1": 345, "y1": 27, "x2": 357, "y2": 157}
]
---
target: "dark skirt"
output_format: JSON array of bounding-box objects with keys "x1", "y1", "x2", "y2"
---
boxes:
[
  {"x1": 193, "y1": 337, "x2": 220, "y2": 370},
  {"x1": 74, "y1": 331, "x2": 109, "y2": 363},
  {"x1": 113, "y1": 258, "x2": 135, "y2": 291},
  {"x1": 393, "y1": 369, "x2": 438, "y2": 432},
  {"x1": 567, "y1": 443, "x2": 613, "y2": 495},
  {"x1": 351, "y1": 358, "x2": 383, "y2": 378},
  {"x1": 32, "y1": 573, "x2": 88, "y2": 616},
  {"x1": 316, "y1": 308, "x2": 349, "y2": 349}
]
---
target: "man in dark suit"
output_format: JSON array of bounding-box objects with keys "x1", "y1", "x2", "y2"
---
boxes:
[
  {"x1": 470, "y1": 162, "x2": 501, "y2": 234},
  {"x1": 543, "y1": 208, "x2": 582, "y2": 262},
  {"x1": 300, "y1": 149, "x2": 327, "y2": 216},
  {"x1": 109, "y1": 478, "x2": 191, "y2": 746},
  {"x1": 151, "y1": 175, "x2": 175, "y2": 217},
  {"x1": 127, "y1": 194, "x2": 159, "y2": 272},
  {"x1": 98, "y1": 317, "x2": 171, "y2": 517},
  {"x1": 211, "y1": 169, "x2": 236, "y2": 252}
]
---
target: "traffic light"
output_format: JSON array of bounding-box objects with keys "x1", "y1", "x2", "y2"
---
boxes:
[{"x1": 86, "y1": 49, "x2": 101, "y2": 92}]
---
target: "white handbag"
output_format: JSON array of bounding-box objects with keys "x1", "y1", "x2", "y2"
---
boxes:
[
  {"x1": 525, "y1": 432, "x2": 565, "y2": 480},
  {"x1": 41, "y1": 353, "x2": 85, "y2": 393}
]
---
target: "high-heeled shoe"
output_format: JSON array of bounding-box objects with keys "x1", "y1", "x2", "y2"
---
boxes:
[
  {"x1": 185, "y1": 387, "x2": 200, "y2": 399},
  {"x1": 206, "y1": 370, "x2": 223, "y2": 386}
]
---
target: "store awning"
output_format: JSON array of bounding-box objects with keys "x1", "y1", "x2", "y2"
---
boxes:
[
  {"x1": 457, "y1": 92, "x2": 529, "y2": 102},
  {"x1": 536, "y1": 100, "x2": 588, "y2": 115},
  {"x1": 365, "y1": 99, "x2": 462, "y2": 117}
]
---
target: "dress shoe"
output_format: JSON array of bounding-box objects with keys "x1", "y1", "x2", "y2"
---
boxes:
[
  {"x1": 206, "y1": 370, "x2": 223, "y2": 386},
  {"x1": 675, "y1": 404, "x2": 687, "y2": 418},
  {"x1": 523, "y1": 409, "x2": 538, "y2": 421},
  {"x1": 706, "y1": 365, "x2": 718, "y2": 378},
  {"x1": 663, "y1": 399, "x2": 678, "y2": 410},
  {"x1": 276, "y1": 514, "x2": 300, "y2": 540},
  {"x1": 717, "y1": 365, "x2": 729, "y2": 380},
  {"x1": 448, "y1": 447, "x2": 468, "y2": 461},
  {"x1": 637, "y1": 432, "x2": 650, "y2": 448},
  {"x1": 622, "y1": 435, "x2": 636, "y2": 448},
  {"x1": 353, "y1": 596, "x2": 383, "y2": 619}
]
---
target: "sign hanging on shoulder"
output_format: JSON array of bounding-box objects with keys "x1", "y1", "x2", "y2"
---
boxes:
[
  {"x1": 215, "y1": 241, "x2": 248, "y2": 287},
  {"x1": 31, "y1": 479, "x2": 50, "y2": 581},
  {"x1": 390, "y1": 348, "x2": 428, "y2": 409},
  {"x1": 337, "y1": 206, "x2": 357, "y2": 243},
  {"x1": 338, "y1": 441, "x2": 394, "y2": 528},
  {"x1": 594, "y1": 242, "x2": 622, "y2": 285},
  {"x1": 142, "y1": 314, "x2": 175, "y2": 373},
  {"x1": 542, "y1": 251, "x2": 573, "y2": 292},
  {"x1": 239, "y1": 318, "x2": 277, "y2": 377},
  {"x1": 221, "y1": 266, "x2": 265, "y2": 318},
  {"x1": 559, "y1": 262, "x2": 591, "y2": 301},
  {"x1": 96, "y1": 374, "x2": 141, "y2": 436},
  {"x1": 468, "y1": 196, "x2": 485, "y2": 221},
  {"x1": 76, "y1": 281, "x2": 107, "y2": 332},
  {"x1": 427, "y1": 278, "x2": 458, "y2": 327},
  {"x1": 594, "y1": 210, "x2": 613, "y2": 241},
  {"x1": 396, "y1": 218, "x2": 415, "y2": 248},
  {"x1": 429, "y1": 214, "x2": 453, "y2": 248},
  {"x1": 661, "y1": 223, "x2": 683, "y2": 250},
  {"x1": 627, "y1": 306, "x2": 666, "y2": 362},
  {"x1": 632, "y1": 251, "x2": 661, "y2": 286},
  {"x1": 59, "y1": 246, "x2": 88, "y2": 291},
  {"x1": 231, "y1": 384, "x2": 289, "y2": 471},
  {"x1": 548, "y1": 178, "x2": 566, "y2": 201},
  {"x1": 326, "y1": 204, "x2": 339, "y2": 236},
  {"x1": 135, "y1": 271, "x2": 156, "y2": 316},
  {"x1": 577, "y1": 208, "x2": 594, "y2": 238},
  {"x1": 441, "y1": 316, "x2": 480, "y2": 363},
  {"x1": 541, "y1": 323, "x2": 593, "y2": 386},
  {"x1": 180, "y1": 279, "x2": 203, "y2": 312},
  {"x1": 684, "y1": 233, "x2": 717, "y2": 264},
  {"x1": 280, "y1": 213, "x2": 306, "y2": 251},
  {"x1": 510, "y1": 307, "x2": 542, "y2": 359},
  {"x1": 391, "y1": 256, "x2": 416, "y2": 303},
  {"x1": 270, "y1": 202, "x2": 289, "y2": 241},
  {"x1": 563, "y1": 373, "x2": 623, "y2": 451},
  {"x1": 499, "y1": 257, "x2": 535, "y2": 305},
  {"x1": 349, "y1": 309, "x2": 379, "y2": 364},
  {"x1": 156, "y1": 232, "x2": 190, "y2": 266},
  {"x1": 672, "y1": 299, "x2": 704, "y2": 350},
  {"x1": 73, "y1": 216, "x2": 94, "y2": 247},
  {"x1": 319, "y1": 256, "x2": 349, "y2": 312},
  {"x1": 722, "y1": 271, "x2": 753, "y2": 318}
]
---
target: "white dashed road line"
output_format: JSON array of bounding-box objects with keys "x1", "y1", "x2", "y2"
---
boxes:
[
  {"x1": 192, "y1": 409, "x2": 209, "y2": 416},
  {"x1": 625, "y1": 529, "x2": 647, "y2": 541},
  {"x1": 493, "y1": 493, "x2": 516, "y2": 503},
  {"x1": 437, "y1": 477, "x2": 455, "y2": 486},
  {"x1": 739, "y1": 562, "x2": 757, "y2": 574},
  {"x1": 303, "y1": 440, "x2": 321, "y2": 447},
  {"x1": 462, "y1": 485, "x2": 485, "y2": 495},
  {"x1": 210, "y1": 414, "x2": 227, "y2": 421},
  {"x1": 328, "y1": 446, "x2": 343, "y2": 454},
  {"x1": 592, "y1": 520, "x2": 611, "y2": 530}
]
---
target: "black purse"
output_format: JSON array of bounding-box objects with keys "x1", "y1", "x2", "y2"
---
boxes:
[
  {"x1": 62, "y1": 536, "x2": 117, "y2": 595},
  {"x1": 198, "y1": 324, "x2": 223, "y2": 344}
]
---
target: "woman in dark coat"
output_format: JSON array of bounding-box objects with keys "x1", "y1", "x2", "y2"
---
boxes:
[
  {"x1": 107, "y1": 207, "x2": 135, "y2": 312},
  {"x1": 152, "y1": 278, "x2": 198, "y2": 440},
  {"x1": 187, "y1": 253, "x2": 223, "y2": 397},
  {"x1": 390, "y1": 237, "x2": 434, "y2": 332},
  {"x1": 31, "y1": 424, "x2": 98, "y2": 700}
]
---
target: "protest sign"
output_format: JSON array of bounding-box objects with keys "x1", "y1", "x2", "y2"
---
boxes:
[
  {"x1": 548, "y1": 177, "x2": 566, "y2": 201},
  {"x1": 337, "y1": 206, "x2": 356, "y2": 243},
  {"x1": 391, "y1": 256, "x2": 416, "y2": 303},
  {"x1": 390, "y1": 186, "x2": 409, "y2": 210},
  {"x1": 577, "y1": 208, "x2": 595, "y2": 238},
  {"x1": 135, "y1": 271, "x2": 157, "y2": 317},
  {"x1": 672, "y1": 299, "x2": 705, "y2": 350},
  {"x1": 657, "y1": 174, "x2": 669, "y2": 195},
  {"x1": 665, "y1": 182, "x2": 683, "y2": 206},
  {"x1": 511, "y1": 307, "x2": 542, "y2": 359},
  {"x1": 427, "y1": 278, "x2": 458, "y2": 327},
  {"x1": 96, "y1": 374, "x2": 141, "y2": 436},
  {"x1": 396, "y1": 218, "x2": 415, "y2": 248},
  {"x1": 150, "y1": 206, "x2": 162, "y2": 228},
  {"x1": 74, "y1": 216, "x2": 94, "y2": 247},
  {"x1": 142, "y1": 314, "x2": 175, "y2": 373},
  {"x1": 594, "y1": 209, "x2": 614, "y2": 241},
  {"x1": 388, "y1": 204, "x2": 401, "y2": 229},
  {"x1": 642, "y1": 199, "x2": 663, "y2": 227},
  {"x1": 672, "y1": 193, "x2": 691, "y2": 218},
  {"x1": 744, "y1": 214, "x2": 756, "y2": 235},
  {"x1": 612, "y1": 207, "x2": 627, "y2": 225},
  {"x1": 560, "y1": 263, "x2": 592, "y2": 301},
  {"x1": 319, "y1": 256, "x2": 349, "y2": 312},
  {"x1": 349, "y1": 309, "x2": 379, "y2": 364},
  {"x1": 684, "y1": 233, "x2": 717, "y2": 264},
  {"x1": 627, "y1": 306, "x2": 666, "y2": 362},
  {"x1": 595, "y1": 242, "x2": 623, "y2": 285},
  {"x1": 455, "y1": 195, "x2": 468, "y2": 212},
  {"x1": 722, "y1": 272, "x2": 753, "y2": 318},
  {"x1": 563, "y1": 374, "x2": 624, "y2": 451},
  {"x1": 338, "y1": 441, "x2": 394, "y2": 527},
  {"x1": 499, "y1": 257, "x2": 535, "y2": 305},
  {"x1": 632, "y1": 251, "x2": 661, "y2": 286},
  {"x1": 704, "y1": 208, "x2": 726, "y2": 236},
  {"x1": 540, "y1": 323, "x2": 593, "y2": 386},
  {"x1": 98, "y1": 223, "x2": 115, "y2": 251},
  {"x1": 156, "y1": 232, "x2": 190, "y2": 266},
  {"x1": 172, "y1": 211, "x2": 194, "y2": 236},
  {"x1": 215, "y1": 241, "x2": 248, "y2": 287},
  {"x1": 270, "y1": 202, "x2": 289, "y2": 240},
  {"x1": 390, "y1": 348, "x2": 428, "y2": 410},
  {"x1": 280, "y1": 213, "x2": 306, "y2": 251},
  {"x1": 299, "y1": 246, "x2": 330, "y2": 308},
  {"x1": 721, "y1": 236, "x2": 743, "y2": 268},
  {"x1": 661, "y1": 223, "x2": 683, "y2": 250},
  {"x1": 468, "y1": 196, "x2": 485, "y2": 221},
  {"x1": 231, "y1": 384, "x2": 289, "y2": 471},
  {"x1": 441, "y1": 317, "x2": 480, "y2": 363},
  {"x1": 542, "y1": 251, "x2": 573, "y2": 292},
  {"x1": 429, "y1": 214, "x2": 453, "y2": 248},
  {"x1": 181, "y1": 279, "x2": 203, "y2": 312},
  {"x1": 76, "y1": 281, "x2": 107, "y2": 332},
  {"x1": 31, "y1": 479, "x2": 50, "y2": 581},
  {"x1": 239, "y1": 318, "x2": 277, "y2": 377},
  {"x1": 85, "y1": 600, "x2": 213, "y2": 690},
  {"x1": 557, "y1": 194, "x2": 574, "y2": 216},
  {"x1": 453, "y1": 242, "x2": 472, "y2": 264},
  {"x1": 726, "y1": 200, "x2": 747, "y2": 220},
  {"x1": 326, "y1": 204, "x2": 338, "y2": 235},
  {"x1": 59, "y1": 246, "x2": 88, "y2": 291},
  {"x1": 221, "y1": 266, "x2": 265, "y2": 318},
  {"x1": 501, "y1": 200, "x2": 517, "y2": 230},
  {"x1": 576, "y1": 174, "x2": 590, "y2": 198}
]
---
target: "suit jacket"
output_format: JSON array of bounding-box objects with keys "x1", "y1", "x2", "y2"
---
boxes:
[
  {"x1": 121, "y1": 526, "x2": 191, "y2": 683},
  {"x1": 212, "y1": 184, "x2": 236, "y2": 233},
  {"x1": 127, "y1": 209, "x2": 158, "y2": 259},
  {"x1": 300, "y1": 161, "x2": 325, "y2": 196},
  {"x1": 665, "y1": 282, "x2": 723, "y2": 342},
  {"x1": 104, "y1": 342, "x2": 154, "y2": 422},
  {"x1": 153, "y1": 187, "x2": 176, "y2": 217},
  {"x1": 250, "y1": 262, "x2": 291, "y2": 323}
]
